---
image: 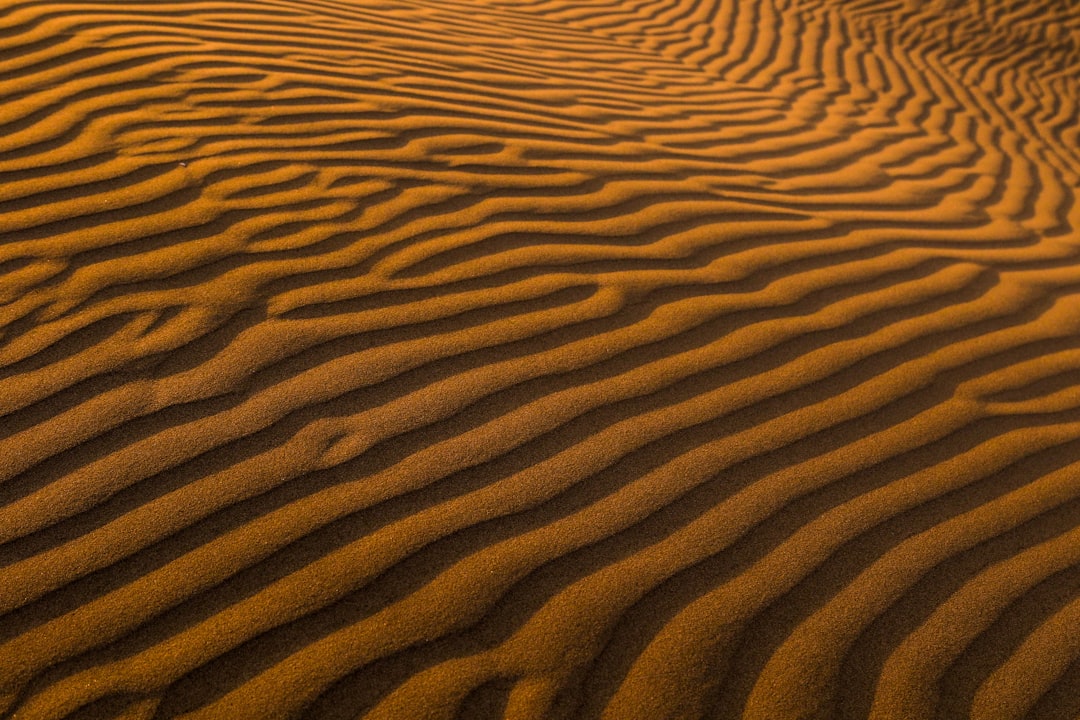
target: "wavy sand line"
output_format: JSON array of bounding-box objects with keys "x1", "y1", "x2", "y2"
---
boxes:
[{"x1": 1, "y1": 0, "x2": 1079, "y2": 718}]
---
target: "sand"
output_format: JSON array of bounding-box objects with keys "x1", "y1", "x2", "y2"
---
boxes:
[{"x1": 1, "y1": 0, "x2": 1078, "y2": 718}]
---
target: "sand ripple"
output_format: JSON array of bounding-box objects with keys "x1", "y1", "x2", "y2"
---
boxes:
[{"x1": 1, "y1": 0, "x2": 1078, "y2": 718}]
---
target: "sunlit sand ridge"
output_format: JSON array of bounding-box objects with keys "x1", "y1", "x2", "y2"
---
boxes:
[{"x1": 1, "y1": 0, "x2": 1078, "y2": 717}]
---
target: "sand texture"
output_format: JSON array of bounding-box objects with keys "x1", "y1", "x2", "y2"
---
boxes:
[{"x1": 1, "y1": 0, "x2": 1079, "y2": 717}]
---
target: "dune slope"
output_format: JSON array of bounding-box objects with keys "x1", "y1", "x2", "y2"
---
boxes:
[{"x1": 1, "y1": 0, "x2": 1079, "y2": 718}]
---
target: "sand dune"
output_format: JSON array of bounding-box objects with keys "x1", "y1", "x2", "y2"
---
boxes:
[{"x1": 1, "y1": 0, "x2": 1078, "y2": 717}]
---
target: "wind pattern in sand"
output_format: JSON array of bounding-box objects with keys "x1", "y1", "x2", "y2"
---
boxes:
[{"x1": 2, "y1": 0, "x2": 1079, "y2": 718}]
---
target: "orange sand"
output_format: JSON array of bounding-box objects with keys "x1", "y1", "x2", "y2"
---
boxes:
[{"x1": 1, "y1": 0, "x2": 1079, "y2": 718}]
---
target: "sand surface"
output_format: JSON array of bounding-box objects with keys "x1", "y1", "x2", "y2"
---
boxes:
[{"x1": 1, "y1": 0, "x2": 1079, "y2": 718}]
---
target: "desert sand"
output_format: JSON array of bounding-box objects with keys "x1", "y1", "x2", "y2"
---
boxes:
[{"x1": 1, "y1": 0, "x2": 1078, "y2": 718}]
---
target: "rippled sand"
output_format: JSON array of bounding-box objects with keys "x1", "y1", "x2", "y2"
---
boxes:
[{"x1": 1, "y1": 1, "x2": 1079, "y2": 718}]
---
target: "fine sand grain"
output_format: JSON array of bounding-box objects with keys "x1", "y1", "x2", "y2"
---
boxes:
[{"x1": 1, "y1": 0, "x2": 1079, "y2": 718}]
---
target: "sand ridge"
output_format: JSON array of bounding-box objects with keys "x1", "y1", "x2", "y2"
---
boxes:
[{"x1": 0, "y1": 0, "x2": 1079, "y2": 718}]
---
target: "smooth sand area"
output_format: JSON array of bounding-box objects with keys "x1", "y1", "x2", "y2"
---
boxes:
[{"x1": 1, "y1": 0, "x2": 1078, "y2": 718}]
